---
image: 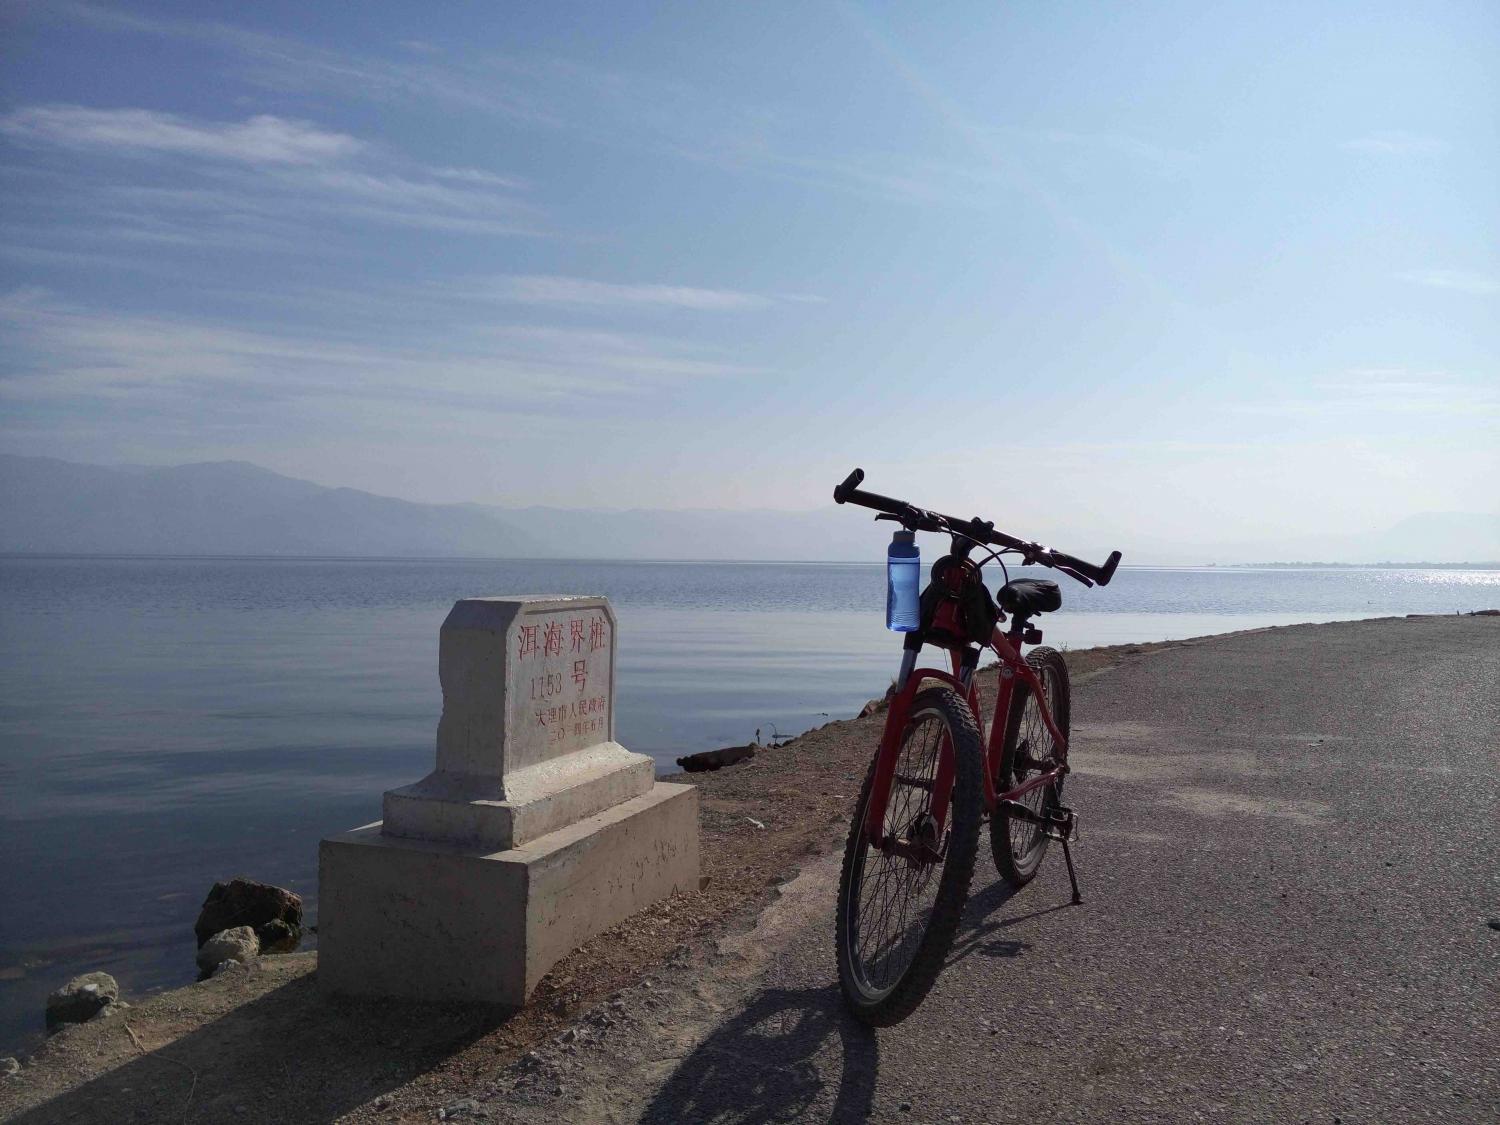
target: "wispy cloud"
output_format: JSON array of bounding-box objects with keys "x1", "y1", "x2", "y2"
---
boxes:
[
  {"x1": 1339, "y1": 132, "x2": 1447, "y2": 157},
  {"x1": 52, "y1": 1, "x2": 554, "y2": 125},
  {"x1": 469, "y1": 276, "x2": 778, "y2": 311},
  {"x1": 430, "y1": 166, "x2": 527, "y2": 190},
  {"x1": 0, "y1": 105, "x2": 363, "y2": 165},
  {"x1": 0, "y1": 288, "x2": 756, "y2": 415},
  {"x1": 44, "y1": 1, "x2": 969, "y2": 212},
  {"x1": 1393, "y1": 269, "x2": 1499, "y2": 296},
  {"x1": 1, "y1": 103, "x2": 539, "y2": 243}
]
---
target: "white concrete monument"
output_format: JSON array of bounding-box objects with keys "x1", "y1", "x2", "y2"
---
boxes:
[{"x1": 318, "y1": 596, "x2": 698, "y2": 1005}]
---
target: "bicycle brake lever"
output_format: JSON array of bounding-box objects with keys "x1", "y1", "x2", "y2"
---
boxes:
[
  {"x1": 1056, "y1": 565, "x2": 1095, "y2": 587},
  {"x1": 874, "y1": 513, "x2": 902, "y2": 523}
]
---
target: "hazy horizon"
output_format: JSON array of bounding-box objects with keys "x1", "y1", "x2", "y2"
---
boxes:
[
  {"x1": 3, "y1": 452, "x2": 1497, "y2": 566},
  {"x1": 2, "y1": 2, "x2": 1496, "y2": 553}
]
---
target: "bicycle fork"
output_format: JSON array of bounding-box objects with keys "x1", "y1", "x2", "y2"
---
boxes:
[{"x1": 998, "y1": 799, "x2": 1085, "y2": 905}]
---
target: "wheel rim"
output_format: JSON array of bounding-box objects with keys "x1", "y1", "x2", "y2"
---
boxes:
[
  {"x1": 1007, "y1": 667, "x2": 1060, "y2": 877},
  {"x1": 845, "y1": 708, "x2": 950, "y2": 998}
]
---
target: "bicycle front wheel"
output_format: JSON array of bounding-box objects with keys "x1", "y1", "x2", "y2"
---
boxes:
[
  {"x1": 991, "y1": 646, "x2": 1071, "y2": 887},
  {"x1": 836, "y1": 685, "x2": 983, "y2": 1026}
]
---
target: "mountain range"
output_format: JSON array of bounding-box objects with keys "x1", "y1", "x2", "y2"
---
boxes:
[
  {"x1": 0, "y1": 455, "x2": 876, "y2": 561},
  {"x1": 1, "y1": 454, "x2": 1496, "y2": 565}
]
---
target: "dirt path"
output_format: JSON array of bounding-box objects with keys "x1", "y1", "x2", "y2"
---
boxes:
[{"x1": 0, "y1": 625, "x2": 1431, "y2": 1123}]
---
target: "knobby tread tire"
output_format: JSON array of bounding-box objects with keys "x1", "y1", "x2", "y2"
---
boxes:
[
  {"x1": 835, "y1": 686, "x2": 984, "y2": 1027},
  {"x1": 990, "y1": 646, "x2": 1071, "y2": 888}
]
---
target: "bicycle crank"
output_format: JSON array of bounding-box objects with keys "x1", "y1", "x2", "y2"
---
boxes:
[
  {"x1": 997, "y1": 800, "x2": 1079, "y2": 843},
  {"x1": 880, "y1": 813, "x2": 946, "y2": 866}
]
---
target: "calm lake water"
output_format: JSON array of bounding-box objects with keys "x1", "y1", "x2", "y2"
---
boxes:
[{"x1": 1, "y1": 556, "x2": 1496, "y2": 1052}]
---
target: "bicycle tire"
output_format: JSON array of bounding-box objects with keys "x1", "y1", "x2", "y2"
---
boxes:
[
  {"x1": 990, "y1": 646, "x2": 1070, "y2": 888},
  {"x1": 835, "y1": 685, "x2": 983, "y2": 1026}
]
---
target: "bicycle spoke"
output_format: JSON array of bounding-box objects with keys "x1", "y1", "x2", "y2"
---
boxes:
[
  {"x1": 1006, "y1": 665, "x2": 1059, "y2": 866},
  {"x1": 851, "y1": 709, "x2": 946, "y2": 991}
]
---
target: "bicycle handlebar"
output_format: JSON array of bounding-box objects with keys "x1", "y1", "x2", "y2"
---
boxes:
[{"x1": 833, "y1": 467, "x2": 1122, "y2": 588}]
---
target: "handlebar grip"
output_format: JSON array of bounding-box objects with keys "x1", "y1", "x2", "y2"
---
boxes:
[
  {"x1": 1049, "y1": 548, "x2": 1122, "y2": 587},
  {"x1": 833, "y1": 467, "x2": 865, "y2": 504}
]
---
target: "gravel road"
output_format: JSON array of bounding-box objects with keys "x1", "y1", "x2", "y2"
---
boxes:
[{"x1": 530, "y1": 614, "x2": 1499, "y2": 1124}]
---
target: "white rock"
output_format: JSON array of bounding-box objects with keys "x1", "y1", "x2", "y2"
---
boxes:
[{"x1": 197, "y1": 926, "x2": 259, "y2": 974}]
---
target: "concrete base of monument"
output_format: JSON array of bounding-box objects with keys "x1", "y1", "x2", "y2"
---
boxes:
[
  {"x1": 317, "y1": 781, "x2": 698, "y2": 1006},
  {"x1": 380, "y1": 741, "x2": 654, "y2": 852}
]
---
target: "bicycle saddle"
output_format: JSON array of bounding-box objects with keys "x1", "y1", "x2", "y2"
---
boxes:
[{"x1": 998, "y1": 578, "x2": 1061, "y2": 617}]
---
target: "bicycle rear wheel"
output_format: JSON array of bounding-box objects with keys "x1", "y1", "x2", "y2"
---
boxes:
[
  {"x1": 836, "y1": 685, "x2": 983, "y2": 1026},
  {"x1": 991, "y1": 646, "x2": 1070, "y2": 887}
]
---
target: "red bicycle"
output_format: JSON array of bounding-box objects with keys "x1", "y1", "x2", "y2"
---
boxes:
[{"x1": 831, "y1": 469, "x2": 1122, "y2": 1025}]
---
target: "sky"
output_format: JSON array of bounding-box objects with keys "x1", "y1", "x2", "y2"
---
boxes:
[{"x1": 1, "y1": 0, "x2": 1497, "y2": 560}]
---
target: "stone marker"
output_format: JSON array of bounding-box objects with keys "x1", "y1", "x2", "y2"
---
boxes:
[{"x1": 318, "y1": 596, "x2": 698, "y2": 1006}]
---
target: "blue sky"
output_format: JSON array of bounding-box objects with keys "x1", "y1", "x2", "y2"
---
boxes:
[{"x1": 1, "y1": 1, "x2": 1496, "y2": 558}]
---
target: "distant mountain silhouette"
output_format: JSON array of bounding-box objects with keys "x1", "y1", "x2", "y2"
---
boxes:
[
  {"x1": 0, "y1": 455, "x2": 874, "y2": 560},
  {"x1": 0, "y1": 456, "x2": 546, "y2": 558},
  {"x1": 2, "y1": 455, "x2": 1495, "y2": 564}
]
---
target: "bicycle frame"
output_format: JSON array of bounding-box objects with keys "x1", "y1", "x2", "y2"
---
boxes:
[{"x1": 860, "y1": 620, "x2": 1068, "y2": 848}]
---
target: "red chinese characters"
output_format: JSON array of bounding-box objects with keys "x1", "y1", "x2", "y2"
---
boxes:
[
  {"x1": 517, "y1": 614, "x2": 608, "y2": 662},
  {"x1": 543, "y1": 621, "x2": 564, "y2": 657}
]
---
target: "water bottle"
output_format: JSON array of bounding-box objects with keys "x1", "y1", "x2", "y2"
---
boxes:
[{"x1": 886, "y1": 530, "x2": 920, "y2": 632}]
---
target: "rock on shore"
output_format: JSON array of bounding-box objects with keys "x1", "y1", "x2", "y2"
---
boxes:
[
  {"x1": 194, "y1": 877, "x2": 303, "y2": 953},
  {"x1": 45, "y1": 973, "x2": 122, "y2": 1034},
  {"x1": 197, "y1": 926, "x2": 260, "y2": 977}
]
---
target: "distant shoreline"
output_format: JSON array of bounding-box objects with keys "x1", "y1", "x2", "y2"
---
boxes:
[
  {"x1": 1218, "y1": 560, "x2": 1500, "y2": 570},
  {"x1": 2, "y1": 553, "x2": 1498, "y2": 571}
]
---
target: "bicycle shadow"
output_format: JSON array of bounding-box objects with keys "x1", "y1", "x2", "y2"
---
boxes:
[
  {"x1": 639, "y1": 986, "x2": 878, "y2": 1124},
  {"x1": 945, "y1": 878, "x2": 1076, "y2": 967}
]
